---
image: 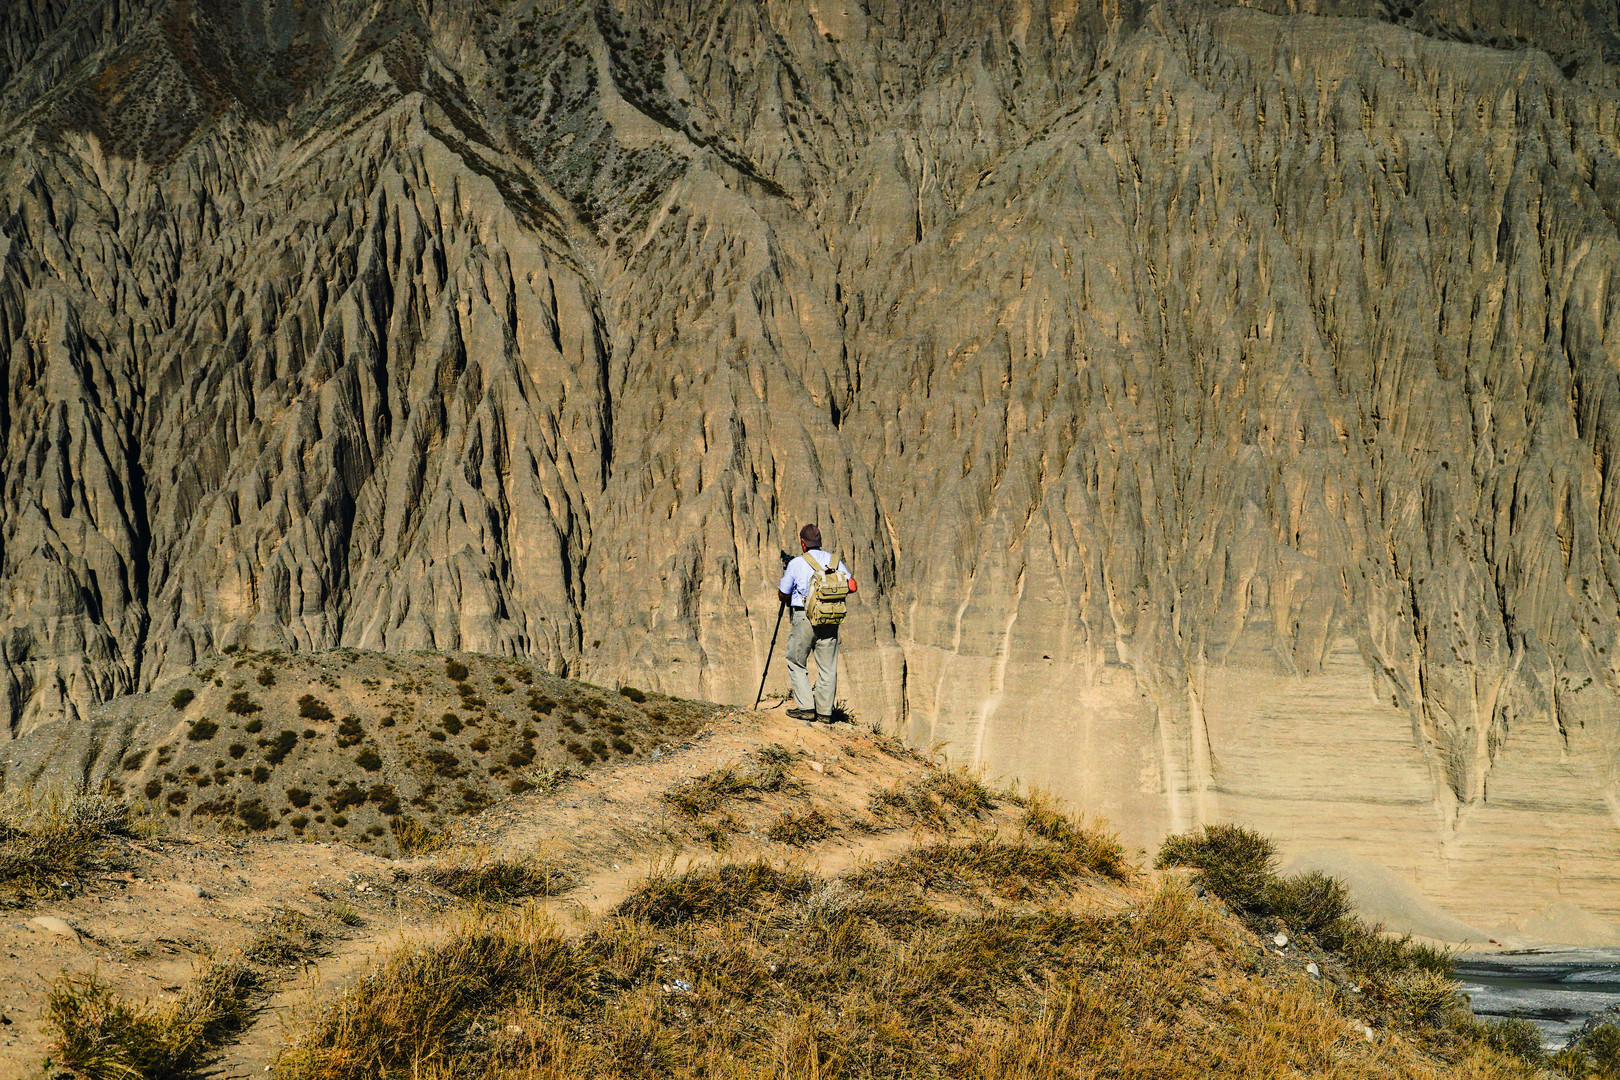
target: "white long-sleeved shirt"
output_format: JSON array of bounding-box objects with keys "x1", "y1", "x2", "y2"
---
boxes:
[{"x1": 778, "y1": 549, "x2": 851, "y2": 609}]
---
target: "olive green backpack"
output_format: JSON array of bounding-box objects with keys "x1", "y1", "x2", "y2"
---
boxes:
[{"x1": 803, "y1": 551, "x2": 849, "y2": 627}]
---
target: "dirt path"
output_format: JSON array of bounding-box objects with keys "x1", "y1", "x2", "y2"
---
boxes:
[
  {"x1": 1, "y1": 833, "x2": 446, "y2": 1078},
  {"x1": 464, "y1": 704, "x2": 979, "y2": 915}
]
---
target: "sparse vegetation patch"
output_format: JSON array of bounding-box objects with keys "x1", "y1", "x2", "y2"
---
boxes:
[{"x1": 0, "y1": 795, "x2": 131, "y2": 905}]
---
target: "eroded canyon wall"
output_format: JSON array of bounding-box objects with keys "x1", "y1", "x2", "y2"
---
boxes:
[{"x1": 4, "y1": 0, "x2": 1620, "y2": 931}]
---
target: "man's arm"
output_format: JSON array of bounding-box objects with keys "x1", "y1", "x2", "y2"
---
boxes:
[{"x1": 778, "y1": 559, "x2": 797, "y2": 607}]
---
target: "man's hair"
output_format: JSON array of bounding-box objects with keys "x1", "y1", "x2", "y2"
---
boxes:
[{"x1": 800, "y1": 523, "x2": 822, "y2": 548}]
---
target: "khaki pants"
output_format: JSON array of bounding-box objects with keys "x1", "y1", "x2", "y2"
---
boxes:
[{"x1": 784, "y1": 609, "x2": 838, "y2": 715}]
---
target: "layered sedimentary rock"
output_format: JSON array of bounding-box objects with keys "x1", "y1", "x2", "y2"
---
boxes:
[{"x1": 4, "y1": 0, "x2": 1620, "y2": 931}]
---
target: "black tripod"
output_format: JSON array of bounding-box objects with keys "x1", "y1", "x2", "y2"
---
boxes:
[
  {"x1": 753, "y1": 551, "x2": 793, "y2": 709},
  {"x1": 752, "y1": 598, "x2": 787, "y2": 709}
]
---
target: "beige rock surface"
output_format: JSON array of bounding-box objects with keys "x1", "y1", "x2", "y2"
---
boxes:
[{"x1": 3, "y1": 0, "x2": 1620, "y2": 932}]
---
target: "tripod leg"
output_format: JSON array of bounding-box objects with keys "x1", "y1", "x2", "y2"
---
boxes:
[{"x1": 753, "y1": 601, "x2": 787, "y2": 709}]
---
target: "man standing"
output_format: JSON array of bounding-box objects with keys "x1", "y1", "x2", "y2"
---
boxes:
[{"x1": 778, "y1": 524, "x2": 857, "y2": 722}]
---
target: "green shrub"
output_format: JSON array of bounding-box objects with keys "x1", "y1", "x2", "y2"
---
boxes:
[
  {"x1": 445, "y1": 659, "x2": 469, "y2": 682},
  {"x1": 1265, "y1": 871, "x2": 1350, "y2": 935},
  {"x1": 1573, "y1": 1022, "x2": 1620, "y2": 1076},
  {"x1": 170, "y1": 688, "x2": 195, "y2": 710},
  {"x1": 238, "y1": 800, "x2": 273, "y2": 831},
  {"x1": 264, "y1": 730, "x2": 299, "y2": 766},
  {"x1": 256, "y1": 667, "x2": 276, "y2": 688},
  {"x1": 619, "y1": 685, "x2": 647, "y2": 703},
  {"x1": 185, "y1": 719, "x2": 219, "y2": 742},
  {"x1": 1381, "y1": 968, "x2": 1463, "y2": 1026},
  {"x1": 1155, "y1": 824, "x2": 1276, "y2": 913},
  {"x1": 1473, "y1": 1017, "x2": 1545, "y2": 1064},
  {"x1": 298, "y1": 696, "x2": 333, "y2": 722},
  {"x1": 441, "y1": 713, "x2": 463, "y2": 734},
  {"x1": 356, "y1": 749, "x2": 382, "y2": 772},
  {"x1": 225, "y1": 692, "x2": 261, "y2": 716},
  {"x1": 244, "y1": 718, "x2": 263, "y2": 734}
]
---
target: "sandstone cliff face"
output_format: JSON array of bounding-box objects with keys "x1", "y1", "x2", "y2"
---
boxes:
[{"x1": 4, "y1": 0, "x2": 1620, "y2": 931}]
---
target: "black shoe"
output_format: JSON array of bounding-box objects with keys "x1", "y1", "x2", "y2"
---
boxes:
[{"x1": 786, "y1": 708, "x2": 816, "y2": 720}]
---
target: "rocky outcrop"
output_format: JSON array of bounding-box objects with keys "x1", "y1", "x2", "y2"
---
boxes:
[{"x1": 4, "y1": 0, "x2": 1620, "y2": 932}]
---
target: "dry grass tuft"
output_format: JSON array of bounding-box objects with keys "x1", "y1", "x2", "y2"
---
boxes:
[
  {"x1": 278, "y1": 911, "x2": 594, "y2": 1078},
  {"x1": 661, "y1": 750, "x2": 796, "y2": 817},
  {"x1": 0, "y1": 794, "x2": 133, "y2": 906},
  {"x1": 419, "y1": 853, "x2": 577, "y2": 902},
  {"x1": 389, "y1": 815, "x2": 457, "y2": 856},
  {"x1": 615, "y1": 860, "x2": 816, "y2": 927},
  {"x1": 869, "y1": 766, "x2": 1000, "y2": 828},
  {"x1": 246, "y1": 908, "x2": 325, "y2": 966},
  {"x1": 766, "y1": 808, "x2": 832, "y2": 846},
  {"x1": 46, "y1": 957, "x2": 260, "y2": 1080}
]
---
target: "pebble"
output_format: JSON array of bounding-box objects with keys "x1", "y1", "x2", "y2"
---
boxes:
[
  {"x1": 809, "y1": 761, "x2": 825, "y2": 773},
  {"x1": 27, "y1": 916, "x2": 78, "y2": 941},
  {"x1": 1272, "y1": 932, "x2": 1288, "y2": 948},
  {"x1": 179, "y1": 883, "x2": 210, "y2": 900},
  {"x1": 1306, "y1": 962, "x2": 1320, "y2": 978}
]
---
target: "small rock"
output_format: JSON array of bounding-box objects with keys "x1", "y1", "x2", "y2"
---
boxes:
[
  {"x1": 1272, "y1": 932, "x2": 1288, "y2": 948},
  {"x1": 27, "y1": 916, "x2": 79, "y2": 941},
  {"x1": 809, "y1": 761, "x2": 825, "y2": 773},
  {"x1": 672, "y1": 979, "x2": 692, "y2": 993},
  {"x1": 1306, "y1": 962, "x2": 1320, "y2": 978},
  {"x1": 179, "y1": 883, "x2": 210, "y2": 900}
]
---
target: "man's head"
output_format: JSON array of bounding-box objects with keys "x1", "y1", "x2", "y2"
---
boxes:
[{"x1": 799, "y1": 523, "x2": 822, "y2": 551}]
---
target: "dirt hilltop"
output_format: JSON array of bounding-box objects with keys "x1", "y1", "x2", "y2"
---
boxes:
[{"x1": 0, "y1": 657, "x2": 1583, "y2": 1078}]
